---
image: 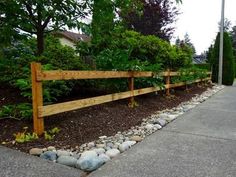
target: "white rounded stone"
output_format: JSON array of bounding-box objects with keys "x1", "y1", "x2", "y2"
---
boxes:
[{"x1": 105, "y1": 149, "x2": 120, "y2": 158}]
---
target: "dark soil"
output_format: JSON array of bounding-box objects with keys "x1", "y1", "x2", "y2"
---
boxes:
[
  {"x1": 0, "y1": 84, "x2": 29, "y2": 107},
  {"x1": 0, "y1": 84, "x2": 210, "y2": 153}
]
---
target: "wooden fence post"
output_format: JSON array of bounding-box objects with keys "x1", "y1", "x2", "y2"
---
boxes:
[
  {"x1": 128, "y1": 72, "x2": 135, "y2": 107},
  {"x1": 166, "y1": 69, "x2": 170, "y2": 96},
  {"x1": 31, "y1": 62, "x2": 44, "y2": 135}
]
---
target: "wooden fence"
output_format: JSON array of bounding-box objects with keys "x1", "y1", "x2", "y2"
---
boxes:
[{"x1": 31, "y1": 62, "x2": 212, "y2": 135}]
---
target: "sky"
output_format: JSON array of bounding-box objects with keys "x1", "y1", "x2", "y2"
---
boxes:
[{"x1": 174, "y1": 0, "x2": 236, "y2": 54}]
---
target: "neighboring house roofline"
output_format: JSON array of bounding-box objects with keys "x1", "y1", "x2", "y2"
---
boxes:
[
  {"x1": 193, "y1": 55, "x2": 207, "y2": 64},
  {"x1": 53, "y1": 31, "x2": 91, "y2": 43}
]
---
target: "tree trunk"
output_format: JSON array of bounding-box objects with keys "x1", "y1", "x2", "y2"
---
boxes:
[{"x1": 36, "y1": 29, "x2": 44, "y2": 56}]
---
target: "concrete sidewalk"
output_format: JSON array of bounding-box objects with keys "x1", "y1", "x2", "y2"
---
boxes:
[
  {"x1": 90, "y1": 86, "x2": 236, "y2": 177},
  {"x1": 0, "y1": 146, "x2": 84, "y2": 177}
]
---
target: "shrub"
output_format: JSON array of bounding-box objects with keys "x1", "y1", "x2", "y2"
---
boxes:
[
  {"x1": 0, "y1": 41, "x2": 36, "y2": 84},
  {"x1": 194, "y1": 64, "x2": 211, "y2": 71},
  {"x1": 0, "y1": 36, "x2": 87, "y2": 102},
  {"x1": 0, "y1": 103, "x2": 32, "y2": 120},
  {"x1": 77, "y1": 29, "x2": 193, "y2": 70},
  {"x1": 76, "y1": 28, "x2": 193, "y2": 92},
  {"x1": 0, "y1": 36, "x2": 87, "y2": 119},
  {"x1": 95, "y1": 48, "x2": 163, "y2": 91},
  {"x1": 39, "y1": 36, "x2": 86, "y2": 70},
  {"x1": 171, "y1": 67, "x2": 208, "y2": 84},
  {"x1": 212, "y1": 32, "x2": 235, "y2": 85},
  {"x1": 109, "y1": 30, "x2": 193, "y2": 69}
]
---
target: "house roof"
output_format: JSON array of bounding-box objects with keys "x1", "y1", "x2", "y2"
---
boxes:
[
  {"x1": 54, "y1": 31, "x2": 91, "y2": 43},
  {"x1": 193, "y1": 55, "x2": 207, "y2": 64}
]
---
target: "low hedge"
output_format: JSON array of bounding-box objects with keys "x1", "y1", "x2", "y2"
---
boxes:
[{"x1": 194, "y1": 64, "x2": 211, "y2": 71}]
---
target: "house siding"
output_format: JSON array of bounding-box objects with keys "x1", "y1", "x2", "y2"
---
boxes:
[{"x1": 59, "y1": 38, "x2": 76, "y2": 50}]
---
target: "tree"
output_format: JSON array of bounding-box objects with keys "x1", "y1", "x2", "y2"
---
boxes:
[
  {"x1": 184, "y1": 33, "x2": 196, "y2": 54},
  {"x1": 218, "y1": 18, "x2": 231, "y2": 32},
  {"x1": 175, "y1": 37, "x2": 181, "y2": 46},
  {"x1": 0, "y1": 0, "x2": 89, "y2": 55},
  {"x1": 91, "y1": 0, "x2": 115, "y2": 45},
  {"x1": 206, "y1": 44, "x2": 214, "y2": 64},
  {"x1": 212, "y1": 32, "x2": 235, "y2": 85},
  {"x1": 91, "y1": 0, "x2": 142, "y2": 43},
  {"x1": 229, "y1": 25, "x2": 236, "y2": 77},
  {"x1": 230, "y1": 25, "x2": 236, "y2": 56},
  {"x1": 121, "y1": 0, "x2": 179, "y2": 41}
]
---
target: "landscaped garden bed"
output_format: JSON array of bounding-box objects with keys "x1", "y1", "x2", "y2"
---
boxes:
[
  {"x1": 0, "y1": 82, "x2": 225, "y2": 173},
  {"x1": 1, "y1": 83, "x2": 211, "y2": 153},
  {"x1": 0, "y1": 30, "x2": 217, "y2": 174}
]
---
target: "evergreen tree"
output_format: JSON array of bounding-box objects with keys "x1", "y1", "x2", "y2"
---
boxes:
[
  {"x1": 184, "y1": 33, "x2": 196, "y2": 54},
  {"x1": 212, "y1": 32, "x2": 235, "y2": 85},
  {"x1": 206, "y1": 44, "x2": 214, "y2": 64},
  {"x1": 175, "y1": 37, "x2": 181, "y2": 46},
  {"x1": 230, "y1": 25, "x2": 236, "y2": 77},
  {"x1": 230, "y1": 25, "x2": 236, "y2": 57}
]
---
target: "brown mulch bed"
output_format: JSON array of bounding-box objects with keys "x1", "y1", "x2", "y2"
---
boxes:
[
  {"x1": 0, "y1": 84, "x2": 210, "y2": 153},
  {"x1": 0, "y1": 84, "x2": 28, "y2": 107}
]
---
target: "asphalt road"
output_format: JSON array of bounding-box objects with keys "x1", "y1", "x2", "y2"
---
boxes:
[{"x1": 90, "y1": 85, "x2": 236, "y2": 177}]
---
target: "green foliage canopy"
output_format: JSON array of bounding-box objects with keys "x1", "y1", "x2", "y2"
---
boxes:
[
  {"x1": 93, "y1": 29, "x2": 193, "y2": 70},
  {"x1": 0, "y1": 0, "x2": 89, "y2": 55},
  {"x1": 0, "y1": 36, "x2": 87, "y2": 103}
]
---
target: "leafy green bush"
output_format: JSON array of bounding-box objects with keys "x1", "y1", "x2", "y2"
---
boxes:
[
  {"x1": 108, "y1": 30, "x2": 192, "y2": 69},
  {"x1": 0, "y1": 36, "x2": 88, "y2": 119},
  {"x1": 194, "y1": 64, "x2": 211, "y2": 71},
  {"x1": 171, "y1": 67, "x2": 208, "y2": 84},
  {"x1": 96, "y1": 48, "x2": 152, "y2": 71},
  {"x1": 78, "y1": 29, "x2": 193, "y2": 70},
  {"x1": 77, "y1": 28, "x2": 194, "y2": 91},
  {"x1": 0, "y1": 36, "x2": 87, "y2": 102},
  {"x1": 95, "y1": 48, "x2": 163, "y2": 91},
  {"x1": 0, "y1": 103, "x2": 32, "y2": 119},
  {"x1": 39, "y1": 36, "x2": 86, "y2": 70},
  {"x1": 0, "y1": 41, "x2": 36, "y2": 84}
]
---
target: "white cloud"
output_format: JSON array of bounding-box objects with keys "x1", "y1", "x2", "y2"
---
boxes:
[{"x1": 174, "y1": 0, "x2": 236, "y2": 54}]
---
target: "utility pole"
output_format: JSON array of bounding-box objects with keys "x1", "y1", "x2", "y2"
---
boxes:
[{"x1": 218, "y1": 0, "x2": 225, "y2": 85}]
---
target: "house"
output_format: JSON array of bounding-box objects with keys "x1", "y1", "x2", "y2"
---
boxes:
[
  {"x1": 54, "y1": 31, "x2": 91, "y2": 50},
  {"x1": 193, "y1": 54, "x2": 207, "y2": 64}
]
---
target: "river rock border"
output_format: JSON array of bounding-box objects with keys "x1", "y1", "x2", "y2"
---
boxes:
[{"x1": 29, "y1": 84, "x2": 224, "y2": 172}]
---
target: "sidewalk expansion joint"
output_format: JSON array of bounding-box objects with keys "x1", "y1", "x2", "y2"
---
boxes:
[
  {"x1": 162, "y1": 129, "x2": 236, "y2": 142},
  {"x1": 197, "y1": 107, "x2": 236, "y2": 114}
]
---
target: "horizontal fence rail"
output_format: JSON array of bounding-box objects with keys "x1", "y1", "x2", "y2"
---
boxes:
[
  {"x1": 36, "y1": 70, "x2": 182, "y2": 81},
  {"x1": 31, "y1": 62, "x2": 211, "y2": 135}
]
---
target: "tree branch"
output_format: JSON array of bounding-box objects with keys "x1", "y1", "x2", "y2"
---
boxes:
[
  {"x1": 23, "y1": 2, "x2": 37, "y2": 25},
  {"x1": 16, "y1": 26, "x2": 37, "y2": 34},
  {"x1": 42, "y1": 16, "x2": 51, "y2": 29}
]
